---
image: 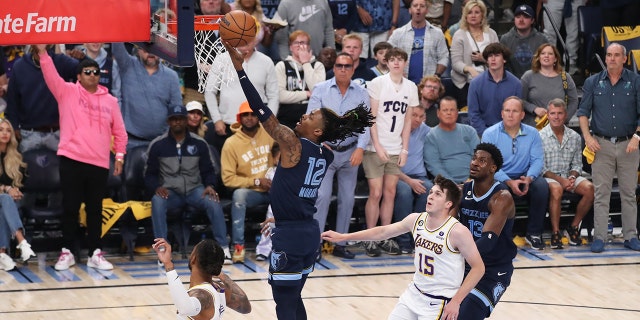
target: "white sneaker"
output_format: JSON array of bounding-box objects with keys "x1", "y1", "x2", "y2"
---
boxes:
[
  {"x1": 0, "y1": 252, "x2": 16, "y2": 271},
  {"x1": 87, "y1": 249, "x2": 114, "y2": 270},
  {"x1": 223, "y1": 247, "x2": 232, "y2": 265},
  {"x1": 16, "y1": 240, "x2": 36, "y2": 262},
  {"x1": 54, "y1": 248, "x2": 76, "y2": 271}
]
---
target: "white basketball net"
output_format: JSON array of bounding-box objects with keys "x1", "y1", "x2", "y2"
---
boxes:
[{"x1": 194, "y1": 34, "x2": 234, "y2": 93}]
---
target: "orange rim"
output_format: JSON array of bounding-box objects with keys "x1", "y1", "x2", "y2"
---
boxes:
[{"x1": 194, "y1": 15, "x2": 223, "y2": 31}]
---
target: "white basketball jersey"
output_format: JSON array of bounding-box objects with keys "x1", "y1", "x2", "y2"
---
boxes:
[
  {"x1": 410, "y1": 212, "x2": 464, "y2": 299},
  {"x1": 177, "y1": 282, "x2": 227, "y2": 320},
  {"x1": 367, "y1": 74, "x2": 419, "y2": 154}
]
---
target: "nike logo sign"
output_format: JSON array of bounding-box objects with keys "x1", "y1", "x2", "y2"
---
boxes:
[
  {"x1": 240, "y1": 75, "x2": 247, "y2": 80},
  {"x1": 464, "y1": 196, "x2": 473, "y2": 200},
  {"x1": 299, "y1": 5, "x2": 320, "y2": 22},
  {"x1": 429, "y1": 302, "x2": 439, "y2": 306},
  {"x1": 498, "y1": 272, "x2": 507, "y2": 276}
]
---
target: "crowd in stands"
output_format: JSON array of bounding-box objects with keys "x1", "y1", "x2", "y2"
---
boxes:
[{"x1": 1, "y1": 0, "x2": 640, "y2": 273}]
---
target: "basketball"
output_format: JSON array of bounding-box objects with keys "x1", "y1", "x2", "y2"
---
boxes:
[{"x1": 219, "y1": 10, "x2": 257, "y2": 47}]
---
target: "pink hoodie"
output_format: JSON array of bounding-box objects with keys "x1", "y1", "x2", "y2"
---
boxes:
[{"x1": 40, "y1": 53, "x2": 127, "y2": 169}]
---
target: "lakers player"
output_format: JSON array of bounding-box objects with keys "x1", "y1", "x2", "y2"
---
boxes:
[
  {"x1": 154, "y1": 238, "x2": 251, "y2": 319},
  {"x1": 322, "y1": 175, "x2": 485, "y2": 320}
]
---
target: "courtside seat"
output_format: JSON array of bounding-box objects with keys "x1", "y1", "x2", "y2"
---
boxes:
[{"x1": 20, "y1": 149, "x2": 64, "y2": 248}]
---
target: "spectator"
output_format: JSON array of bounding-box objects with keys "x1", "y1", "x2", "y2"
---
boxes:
[
  {"x1": 577, "y1": 43, "x2": 640, "y2": 253},
  {"x1": 424, "y1": 96, "x2": 480, "y2": 184},
  {"x1": 0, "y1": 119, "x2": 36, "y2": 271},
  {"x1": 450, "y1": 0, "x2": 498, "y2": 108},
  {"x1": 481, "y1": 96, "x2": 548, "y2": 250},
  {"x1": 232, "y1": 0, "x2": 267, "y2": 44},
  {"x1": 145, "y1": 106, "x2": 230, "y2": 264},
  {"x1": 221, "y1": 101, "x2": 275, "y2": 263},
  {"x1": 426, "y1": 0, "x2": 454, "y2": 30},
  {"x1": 112, "y1": 43, "x2": 183, "y2": 151},
  {"x1": 37, "y1": 45, "x2": 128, "y2": 271},
  {"x1": 318, "y1": 47, "x2": 337, "y2": 74},
  {"x1": 185, "y1": 101, "x2": 207, "y2": 138},
  {"x1": 327, "y1": 34, "x2": 377, "y2": 87},
  {"x1": 274, "y1": 0, "x2": 335, "y2": 60},
  {"x1": 322, "y1": 175, "x2": 484, "y2": 320},
  {"x1": 392, "y1": 105, "x2": 432, "y2": 254},
  {"x1": 499, "y1": 4, "x2": 548, "y2": 79},
  {"x1": 73, "y1": 43, "x2": 122, "y2": 101},
  {"x1": 468, "y1": 43, "x2": 521, "y2": 137},
  {"x1": 458, "y1": 143, "x2": 517, "y2": 319},
  {"x1": 352, "y1": 0, "x2": 400, "y2": 58},
  {"x1": 363, "y1": 48, "x2": 418, "y2": 257},
  {"x1": 153, "y1": 238, "x2": 251, "y2": 318},
  {"x1": 274, "y1": 30, "x2": 325, "y2": 129},
  {"x1": 328, "y1": 0, "x2": 358, "y2": 50},
  {"x1": 541, "y1": 0, "x2": 586, "y2": 75},
  {"x1": 255, "y1": 142, "x2": 280, "y2": 261},
  {"x1": 307, "y1": 53, "x2": 371, "y2": 260},
  {"x1": 540, "y1": 98, "x2": 594, "y2": 249},
  {"x1": 418, "y1": 75, "x2": 445, "y2": 127},
  {"x1": 181, "y1": 0, "x2": 229, "y2": 106},
  {"x1": 370, "y1": 41, "x2": 392, "y2": 76},
  {"x1": 5, "y1": 45, "x2": 79, "y2": 153},
  {"x1": 224, "y1": 39, "x2": 374, "y2": 320},
  {"x1": 521, "y1": 44, "x2": 578, "y2": 126},
  {"x1": 389, "y1": 0, "x2": 449, "y2": 84},
  {"x1": 601, "y1": 0, "x2": 640, "y2": 27},
  {"x1": 256, "y1": 0, "x2": 282, "y2": 62},
  {"x1": 204, "y1": 38, "x2": 278, "y2": 153}
]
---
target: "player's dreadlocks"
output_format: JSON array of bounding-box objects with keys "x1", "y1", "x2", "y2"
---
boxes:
[{"x1": 319, "y1": 102, "x2": 375, "y2": 143}]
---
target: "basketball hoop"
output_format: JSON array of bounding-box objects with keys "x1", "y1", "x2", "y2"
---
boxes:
[{"x1": 193, "y1": 15, "x2": 234, "y2": 93}]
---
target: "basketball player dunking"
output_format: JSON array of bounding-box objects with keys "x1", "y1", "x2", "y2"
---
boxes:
[
  {"x1": 457, "y1": 143, "x2": 517, "y2": 319},
  {"x1": 222, "y1": 40, "x2": 374, "y2": 320},
  {"x1": 322, "y1": 175, "x2": 485, "y2": 320}
]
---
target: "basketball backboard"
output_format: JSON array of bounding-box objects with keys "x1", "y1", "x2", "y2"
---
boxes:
[{"x1": 136, "y1": 0, "x2": 196, "y2": 67}]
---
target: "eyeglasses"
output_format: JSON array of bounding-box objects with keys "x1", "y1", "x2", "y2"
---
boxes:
[
  {"x1": 292, "y1": 41, "x2": 309, "y2": 46},
  {"x1": 82, "y1": 69, "x2": 100, "y2": 76},
  {"x1": 423, "y1": 85, "x2": 440, "y2": 90},
  {"x1": 512, "y1": 138, "x2": 517, "y2": 154},
  {"x1": 334, "y1": 63, "x2": 353, "y2": 70}
]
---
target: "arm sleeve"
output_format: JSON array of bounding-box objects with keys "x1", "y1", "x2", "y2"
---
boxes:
[
  {"x1": 39, "y1": 53, "x2": 69, "y2": 101},
  {"x1": 237, "y1": 70, "x2": 274, "y2": 122},
  {"x1": 166, "y1": 270, "x2": 202, "y2": 317},
  {"x1": 144, "y1": 142, "x2": 161, "y2": 191},
  {"x1": 467, "y1": 80, "x2": 485, "y2": 136}
]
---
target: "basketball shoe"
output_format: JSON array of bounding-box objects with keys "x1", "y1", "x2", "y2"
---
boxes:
[
  {"x1": 16, "y1": 239, "x2": 36, "y2": 262},
  {"x1": 87, "y1": 249, "x2": 114, "y2": 270},
  {"x1": 223, "y1": 247, "x2": 232, "y2": 265},
  {"x1": 232, "y1": 244, "x2": 245, "y2": 263},
  {"x1": 0, "y1": 252, "x2": 16, "y2": 271},
  {"x1": 54, "y1": 248, "x2": 76, "y2": 270}
]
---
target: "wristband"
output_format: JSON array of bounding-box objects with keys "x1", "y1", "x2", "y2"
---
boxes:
[
  {"x1": 400, "y1": 149, "x2": 409, "y2": 154},
  {"x1": 634, "y1": 134, "x2": 640, "y2": 141}
]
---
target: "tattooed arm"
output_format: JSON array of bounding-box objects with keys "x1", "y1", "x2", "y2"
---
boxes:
[
  {"x1": 222, "y1": 40, "x2": 302, "y2": 168},
  {"x1": 215, "y1": 272, "x2": 251, "y2": 314}
]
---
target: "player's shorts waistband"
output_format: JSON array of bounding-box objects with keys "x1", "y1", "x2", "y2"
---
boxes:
[{"x1": 413, "y1": 283, "x2": 451, "y2": 302}]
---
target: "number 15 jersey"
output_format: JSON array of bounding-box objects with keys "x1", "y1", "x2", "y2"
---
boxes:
[{"x1": 411, "y1": 212, "x2": 464, "y2": 299}]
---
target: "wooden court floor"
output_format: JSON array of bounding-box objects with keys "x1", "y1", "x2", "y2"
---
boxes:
[{"x1": 1, "y1": 239, "x2": 639, "y2": 320}]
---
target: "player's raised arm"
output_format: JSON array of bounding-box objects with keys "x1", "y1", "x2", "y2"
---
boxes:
[{"x1": 222, "y1": 40, "x2": 302, "y2": 167}]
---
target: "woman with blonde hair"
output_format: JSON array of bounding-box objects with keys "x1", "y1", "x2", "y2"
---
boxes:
[
  {"x1": 521, "y1": 43, "x2": 578, "y2": 126},
  {"x1": 0, "y1": 119, "x2": 36, "y2": 271},
  {"x1": 450, "y1": 0, "x2": 498, "y2": 107}
]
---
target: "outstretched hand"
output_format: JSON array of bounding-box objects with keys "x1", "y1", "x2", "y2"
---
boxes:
[
  {"x1": 222, "y1": 40, "x2": 244, "y2": 71},
  {"x1": 153, "y1": 238, "x2": 173, "y2": 266},
  {"x1": 321, "y1": 230, "x2": 346, "y2": 243}
]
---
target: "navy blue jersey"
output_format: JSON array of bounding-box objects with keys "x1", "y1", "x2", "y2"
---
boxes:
[
  {"x1": 270, "y1": 138, "x2": 333, "y2": 222},
  {"x1": 459, "y1": 180, "x2": 517, "y2": 267},
  {"x1": 329, "y1": 0, "x2": 357, "y2": 30}
]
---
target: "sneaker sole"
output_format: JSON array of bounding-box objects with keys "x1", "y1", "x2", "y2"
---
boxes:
[
  {"x1": 87, "y1": 262, "x2": 114, "y2": 270},
  {"x1": 54, "y1": 262, "x2": 76, "y2": 271}
]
